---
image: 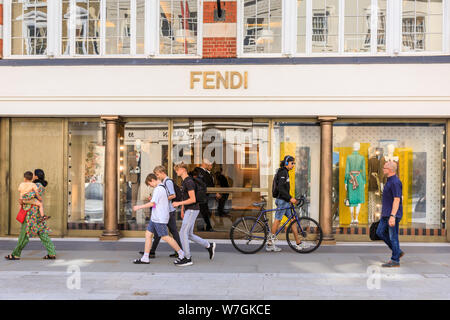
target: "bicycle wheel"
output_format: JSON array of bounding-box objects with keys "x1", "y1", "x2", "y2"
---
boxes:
[
  {"x1": 230, "y1": 217, "x2": 268, "y2": 254},
  {"x1": 286, "y1": 217, "x2": 323, "y2": 253}
]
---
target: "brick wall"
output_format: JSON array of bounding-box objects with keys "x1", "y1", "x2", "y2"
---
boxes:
[{"x1": 202, "y1": 0, "x2": 237, "y2": 59}]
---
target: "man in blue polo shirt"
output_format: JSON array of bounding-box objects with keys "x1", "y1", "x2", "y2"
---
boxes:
[{"x1": 376, "y1": 161, "x2": 405, "y2": 268}]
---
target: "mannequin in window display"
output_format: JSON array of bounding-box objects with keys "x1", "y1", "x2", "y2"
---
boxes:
[
  {"x1": 367, "y1": 147, "x2": 382, "y2": 223},
  {"x1": 126, "y1": 141, "x2": 141, "y2": 222},
  {"x1": 380, "y1": 144, "x2": 399, "y2": 188},
  {"x1": 344, "y1": 142, "x2": 366, "y2": 225}
]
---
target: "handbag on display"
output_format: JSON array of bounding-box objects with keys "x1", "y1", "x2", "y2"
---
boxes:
[
  {"x1": 369, "y1": 220, "x2": 381, "y2": 241},
  {"x1": 16, "y1": 207, "x2": 29, "y2": 224}
]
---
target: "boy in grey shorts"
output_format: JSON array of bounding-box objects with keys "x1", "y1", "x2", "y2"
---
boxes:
[{"x1": 132, "y1": 174, "x2": 186, "y2": 264}]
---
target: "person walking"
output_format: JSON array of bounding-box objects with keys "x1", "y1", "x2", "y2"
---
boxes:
[
  {"x1": 147, "y1": 165, "x2": 182, "y2": 258},
  {"x1": 267, "y1": 155, "x2": 303, "y2": 252},
  {"x1": 5, "y1": 169, "x2": 56, "y2": 260},
  {"x1": 195, "y1": 159, "x2": 215, "y2": 231},
  {"x1": 132, "y1": 173, "x2": 186, "y2": 265},
  {"x1": 172, "y1": 163, "x2": 216, "y2": 266},
  {"x1": 376, "y1": 160, "x2": 405, "y2": 268}
]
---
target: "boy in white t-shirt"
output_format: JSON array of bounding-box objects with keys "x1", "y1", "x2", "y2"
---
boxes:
[{"x1": 132, "y1": 173, "x2": 186, "y2": 264}]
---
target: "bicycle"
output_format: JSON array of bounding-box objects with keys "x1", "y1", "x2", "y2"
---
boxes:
[{"x1": 230, "y1": 195, "x2": 323, "y2": 254}]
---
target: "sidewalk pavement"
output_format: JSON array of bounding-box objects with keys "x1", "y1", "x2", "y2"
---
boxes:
[{"x1": 1, "y1": 238, "x2": 450, "y2": 300}]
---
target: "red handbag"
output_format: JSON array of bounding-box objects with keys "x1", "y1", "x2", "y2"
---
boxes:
[{"x1": 16, "y1": 207, "x2": 29, "y2": 224}]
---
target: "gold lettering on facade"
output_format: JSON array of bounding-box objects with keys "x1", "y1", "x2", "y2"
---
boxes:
[
  {"x1": 190, "y1": 71, "x2": 202, "y2": 89},
  {"x1": 190, "y1": 71, "x2": 248, "y2": 89},
  {"x1": 203, "y1": 71, "x2": 216, "y2": 89}
]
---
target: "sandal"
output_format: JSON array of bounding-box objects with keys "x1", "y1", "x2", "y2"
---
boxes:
[
  {"x1": 43, "y1": 255, "x2": 56, "y2": 260},
  {"x1": 133, "y1": 258, "x2": 150, "y2": 264},
  {"x1": 4, "y1": 254, "x2": 20, "y2": 260}
]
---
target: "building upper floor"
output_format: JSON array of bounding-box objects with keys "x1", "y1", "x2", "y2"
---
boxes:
[{"x1": 0, "y1": 0, "x2": 449, "y2": 60}]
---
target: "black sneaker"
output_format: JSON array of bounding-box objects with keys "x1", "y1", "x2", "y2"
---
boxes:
[
  {"x1": 381, "y1": 260, "x2": 400, "y2": 268},
  {"x1": 207, "y1": 242, "x2": 216, "y2": 260},
  {"x1": 174, "y1": 257, "x2": 193, "y2": 267},
  {"x1": 169, "y1": 252, "x2": 179, "y2": 258}
]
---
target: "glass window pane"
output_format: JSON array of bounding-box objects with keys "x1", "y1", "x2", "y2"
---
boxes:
[
  {"x1": 119, "y1": 122, "x2": 169, "y2": 230},
  {"x1": 159, "y1": 0, "x2": 198, "y2": 55},
  {"x1": 105, "y1": 0, "x2": 131, "y2": 55},
  {"x1": 402, "y1": 0, "x2": 443, "y2": 52},
  {"x1": 68, "y1": 122, "x2": 106, "y2": 229},
  {"x1": 297, "y1": 0, "x2": 307, "y2": 54},
  {"x1": 344, "y1": 0, "x2": 371, "y2": 53},
  {"x1": 172, "y1": 120, "x2": 270, "y2": 233},
  {"x1": 243, "y1": 0, "x2": 283, "y2": 54},
  {"x1": 11, "y1": 0, "x2": 48, "y2": 56},
  {"x1": 311, "y1": 0, "x2": 339, "y2": 53},
  {"x1": 273, "y1": 123, "x2": 321, "y2": 222},
  {"x1": 332, "y1": 123, "x2": 446, "y2": 230}
]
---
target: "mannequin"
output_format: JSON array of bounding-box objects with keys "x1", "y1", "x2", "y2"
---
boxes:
[
  {"x1": 344, "y1": 142, "x2": 366, "y2": 225},
  {"x1": 380, "y1": 144, "x2": 399, "y2": 188}
]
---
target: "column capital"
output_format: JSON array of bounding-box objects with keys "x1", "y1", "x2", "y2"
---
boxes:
[
  {"x1": 318, "y1": 116, "x2": 338, "y2": 123},
  {"x1": 101, "y1": 116, "x2": 122, "y2": 123}
]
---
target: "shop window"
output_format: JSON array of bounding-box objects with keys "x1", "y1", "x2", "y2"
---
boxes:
[
  {"x1": 402, "y1": 0, "x2": 443, "y2": 52},
  {"x1": 242, "y1": 0, "x2": 283, "y2": 54},
  {"x1": 272, "y1": 122, "x2": 321, "y2": 222},
  {"x1": 332, "y1": 123, "x2": 446, "y2": 230},
  {"x1": 311, "y1": 0, "x2": 339, "y2": 53},
  {"x1": 172, "y1": 120, "x2": 269, "y2": 233},
  {"x1": 11, "y1": 0, "x2": 48, "y2": 56},
  {"x1": 68, "y1": 122, "x2": 106, "y2": 229},
  {"x1": 159, "y1": 0, "x2": 199, "y2": 55},
  {"x1": 118, "y1": 122, "x2": 169, "y2": 230},
  {"x1": 344, "y1": 0, "x2": 372, "y2": 53}
]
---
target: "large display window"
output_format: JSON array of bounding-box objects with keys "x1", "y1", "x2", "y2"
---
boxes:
[
  {"x1": 68, "y1": 121, "x2": 106, "y2": 229},
  {"x1": 172, "y1": 120, "x2": 270, "y2": 233},
  {"x1": 118, "y1": 121, "x2": 169, "y2": 230},
  {"x1": 272, "y1": 122, "x2": 321, "y2": 222},
  {"x1": 333, "y1": 122, "x2": 446, "y2": 229}
]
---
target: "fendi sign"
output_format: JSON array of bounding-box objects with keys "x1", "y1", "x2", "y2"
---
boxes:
[{"x1": 190, "y1": 71, "x2": 248, "y2": 89}]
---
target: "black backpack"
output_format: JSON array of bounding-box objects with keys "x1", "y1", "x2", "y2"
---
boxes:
[
  {"x1": 164, "y1": 178, "x2": 183, "y2": 202},
  {"x1": 272, "y1": 169, "x2": 280, "y2": 198},
  {"x1": 192, "y1": 177, "x2": 208, "y2": 204}
]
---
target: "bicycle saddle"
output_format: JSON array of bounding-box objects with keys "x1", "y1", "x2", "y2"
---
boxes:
[{"x1": 252, "y1": 201, "x2": 266, "y2": 207}]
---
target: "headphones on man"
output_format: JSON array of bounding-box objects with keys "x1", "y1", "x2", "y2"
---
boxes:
[{"x1": 284, "y1": 155, "x2": 294, "y2": 166}]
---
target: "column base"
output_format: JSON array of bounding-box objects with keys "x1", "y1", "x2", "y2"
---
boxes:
[
  {"x1": 321, "y1": 236, "x2": 336, "y2": 245},
  {"x1": 100, "y1": 231, "x2": 121, "y2": 241}
]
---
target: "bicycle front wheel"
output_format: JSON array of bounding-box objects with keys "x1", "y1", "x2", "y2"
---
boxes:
[
  {"x1": 230, "y1": 217, "x2": 268, "y2": 254},
  {"x1": 286, "y1": 217, "x2": 323, "y2": 253}
]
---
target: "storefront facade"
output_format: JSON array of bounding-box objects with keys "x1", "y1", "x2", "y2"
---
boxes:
[{"x1": 0, "y1": 0, "x2": 449, "y2": 242}]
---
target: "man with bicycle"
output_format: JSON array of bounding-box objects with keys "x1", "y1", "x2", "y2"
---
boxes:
[{"x1": 268, "y1": 155, "x2": 305, "y2": 252}]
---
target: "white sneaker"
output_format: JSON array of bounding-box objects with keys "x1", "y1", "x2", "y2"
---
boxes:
[
  {"x1": 293, "y1": 242, "x2": 310, "y2": 251},
  {"x1": 266, "y1": 244, "x2": 282, "y2": 252}
]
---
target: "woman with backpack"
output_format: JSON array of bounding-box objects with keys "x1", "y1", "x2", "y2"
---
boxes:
[{"x1": 172, "y1": 163, "x2": 216, "y2": 267}]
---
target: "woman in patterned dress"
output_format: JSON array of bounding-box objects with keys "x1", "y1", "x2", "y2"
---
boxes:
[{"x1": 4, "y1": 169, "x2": 56, "y2": 260}]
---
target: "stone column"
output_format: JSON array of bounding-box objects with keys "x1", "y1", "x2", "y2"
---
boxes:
[
  {"x1": 100, "y1": 116, "x2": 121, "y2": 241},
  {"x1": 319, "y1": 117, "x2": 337, "y2": 244}
]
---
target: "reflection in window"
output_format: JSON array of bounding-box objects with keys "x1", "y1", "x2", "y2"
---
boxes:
[
  {"x1": 105, "y1": 0, "x2": 131, "y2": 55},
  {"x1": 159, "y1": 0, "x2": 198, "y2": 55},
  {"x1": 68, "y1": 122, "x2": 106, "y2": 228},
  {"x1": 11, "y1": 0, "x2": 48, "y2": 55},
  {"x1": 243, "y1": 0, "x2": 282, "y2": 54},
  {"x1": 402, "y1": 0, "x2": 443, "y2": 52},
  {"x1": 312, "y1": 0, "x2": 338, "y2": 53},
  {"x1": 119, "y1": 122, "x2": 169, "y2": 230},
  {"x1": 297, "y1": 0, "x2": 306, "y2": 53},
  {"x1": 273, "y1": 123, "x2": 321, "y2": 222},
  {"x1": 62, "y1": 0, "x2": 101, "y2": 55},
  {"x1": 344, "y1": 0, "x2": 371, "y2": 53},
  {"x1": 172, "y1": 120, "x2": 269, "y2": 232},
  {"x1": 333, "y1": 123, "x2": 446, "y2": 229},
  {"x1": 136, "y1": 0, "x2": 145, "y2": 54}
]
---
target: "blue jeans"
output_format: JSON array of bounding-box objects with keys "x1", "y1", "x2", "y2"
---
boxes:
[{"x1": 376, "y1": 216, "x2": 402, "y2": 263}]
